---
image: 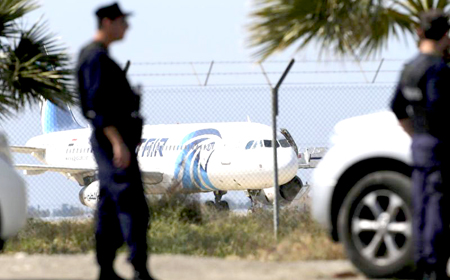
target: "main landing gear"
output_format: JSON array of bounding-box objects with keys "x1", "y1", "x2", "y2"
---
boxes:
[
  {"x1": 205, "y1": 190, "x2": 230, "y2": 211},
  {"x1": 247, "y1": 190, "x2": 261, "y2": 213}
]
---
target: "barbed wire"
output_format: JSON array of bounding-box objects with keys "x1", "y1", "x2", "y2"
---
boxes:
[
  {"x1": 138, "y1": 81, "x2": 397, "y2": 88},
  {"x1": 126, "y1": 59, "x2": 405, "y2": 66},
  {"x1": 129, "y1": 70, "x2": 400, "y2": 77}
]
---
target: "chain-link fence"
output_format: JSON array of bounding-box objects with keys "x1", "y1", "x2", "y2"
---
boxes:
[{"x1": 2, "y1": 83, "x2": 396, "y2": 218}]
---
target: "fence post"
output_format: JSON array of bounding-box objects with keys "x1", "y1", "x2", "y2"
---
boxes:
[
  {"x1": 204, "y1": 60, "x2": 214, "y2": 86},
  {"x1": 372, "y1": 58, "x2": 384, "y2": 83},
  {"x1": 272, "y1": 59, "x2": 295, "y2": 240}
]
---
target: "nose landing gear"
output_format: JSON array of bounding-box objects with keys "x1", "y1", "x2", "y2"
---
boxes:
[
  {"x1": 205, "y1": 190, "x2": 230, "y2": 211},
  {"x1": 246, "y1": 190, "x2": 262, "y2": 213}
]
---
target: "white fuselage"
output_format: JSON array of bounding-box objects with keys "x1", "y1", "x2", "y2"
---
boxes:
[{"x1": 25, "y1": 122, "x2": 299, "y2": 194}]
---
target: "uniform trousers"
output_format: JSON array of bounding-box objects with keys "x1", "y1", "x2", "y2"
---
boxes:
[
  {"x1": 91, "y1": 137, "x2": 150, "y2": 270},
  {"x1": 412, "y1": 134, "x2": 449, "y2": 276}
]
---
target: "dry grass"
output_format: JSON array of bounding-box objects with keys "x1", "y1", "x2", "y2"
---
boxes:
[
  {"x1": 3, "y1": 196, "x2": 345, "y2": 261},
  {"x1": 251, "y1": 211, "x2": 345, "y2": 261}
]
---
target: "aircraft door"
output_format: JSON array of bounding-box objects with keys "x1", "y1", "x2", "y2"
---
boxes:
[
  {"x1": 220, "y1": 143, "x2": 232, "y2": 165},
  {"x1": 280, "y1": 128, "x2": 298, "y2": 155}
]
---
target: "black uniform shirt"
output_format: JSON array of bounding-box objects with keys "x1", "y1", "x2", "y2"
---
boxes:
[
  {"x1": 76, "y1": 42, "x2": 142, "y2": 147},
  {"x1": 391, "y1": 53, "x2": 450, "y2": 140}
]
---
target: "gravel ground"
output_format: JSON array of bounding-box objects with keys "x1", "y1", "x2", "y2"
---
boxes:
[{"x1": 0, "y1": 253, "x2": 370, "y2": 280}]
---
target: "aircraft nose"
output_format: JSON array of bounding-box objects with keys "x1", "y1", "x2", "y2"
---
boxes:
[{"x1": 277, "y1": 148, "x2": 298, "y2": 184}]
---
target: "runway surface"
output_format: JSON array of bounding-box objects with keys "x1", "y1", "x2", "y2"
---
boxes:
[{"x1": 0, "y1": 253, "x2": 370, "y2": 280}]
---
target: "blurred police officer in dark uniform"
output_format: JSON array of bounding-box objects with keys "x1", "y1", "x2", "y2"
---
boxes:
[
  {"x1": 391, "y1": 9, "x2": 450, "y2": 280},
  {"x1": 76, "y1": 3, "x2": 155, "y2": 280}
]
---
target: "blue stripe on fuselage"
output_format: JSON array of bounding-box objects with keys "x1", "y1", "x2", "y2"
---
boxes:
[
  {"x1": 192, "y1": 152, "x2": 218, "y2": 191},
  {"x1": 174, "y1": 129, "x2": 222, "y2": 191},
  {"x1": 181, "y1": 149, "x2": 196, "y2": 191},
  {"x1": 175, "y1": 137, "x2": 208, "y2": 191}
]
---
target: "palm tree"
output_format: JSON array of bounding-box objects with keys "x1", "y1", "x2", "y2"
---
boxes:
[
  {"x1": 247, "y1": 0, "x2": 449, "y2": 61},
  {"x1": 0, "y1": 0, "x2": 76, "y2": 117}
]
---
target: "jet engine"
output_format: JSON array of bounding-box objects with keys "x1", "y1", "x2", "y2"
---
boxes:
[
  {"x1": 249, "y1": 176, "x2": 304, "y2": 206},
  {"x1": 79, "y1": 181, "x2": 100, "y2": 209}
]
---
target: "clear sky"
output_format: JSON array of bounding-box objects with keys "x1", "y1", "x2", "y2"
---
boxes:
[
  {"x1": 3, "y1": 0, "x2": 422, "y2": 211},
  {"x1": 32, "y1": 1, "x2": 252, "y2": 61},
  {"x1": 22, "y1": 0, "x2": 420, "y2": 86}
]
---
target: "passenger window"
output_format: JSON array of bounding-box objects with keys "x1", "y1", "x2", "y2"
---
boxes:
[{"x1": 245, "y1": 141, "x2": 254, "y2": 150}]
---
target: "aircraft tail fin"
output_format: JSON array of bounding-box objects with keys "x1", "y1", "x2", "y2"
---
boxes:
[{"x1": 40, "y1": 101, "x2": 84, "y2": 134}]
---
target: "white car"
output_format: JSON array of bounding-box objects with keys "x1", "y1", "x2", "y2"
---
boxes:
[
  {"x1": 0, "y1": 130, "x2": 27, "y2": 251},
  {"x1": 311, "y1": 111, "x2": 415, "y2": 279}
]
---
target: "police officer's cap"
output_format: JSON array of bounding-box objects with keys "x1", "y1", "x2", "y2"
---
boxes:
[
  {"x1": 95, "y1": 2, "x2": 131, "y2": 20},
  {"x1": 420, "y1": 9, "x2": 450, "y2": 40}
]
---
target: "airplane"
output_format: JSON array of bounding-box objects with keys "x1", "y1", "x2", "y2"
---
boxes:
[{"x1": 11, "y1": 101, "x2": 326, "y2": 210}]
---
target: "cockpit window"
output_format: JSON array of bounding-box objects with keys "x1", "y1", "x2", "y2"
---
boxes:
[
  {"x1": 256, "y1": 140, "x2": 263, "y2": 148},
  {"x1": 247, "y1": 140, "x2": 287, "y2": 149},
  {"x1": 245, "y1": 141, "x2": 254, "y2": 150},
  {"x1": 279, "y1": 139, "x2": 290, "y2": 148},
  {"x1": 263, "y1": 140, "x2": 280, "y2": 148}
]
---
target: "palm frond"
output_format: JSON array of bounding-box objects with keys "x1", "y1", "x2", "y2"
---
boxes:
[
  {"x1": 392, "y1": 0, "x2": 450, "y2": 17},
  {"x1": 356, "y1": 4, "x2": 417, "y2": 57},
  {"x1": 0, "y1": 19, "x2": 77, "y2": 117},
  {"x1": 0, "y1": 0, "x2": 38, "y2": 39},
  {"x1": 247, "y1": 0, "x2": 364, "y2": 60},
  {"x1": 0, "y1": 93, "x2": 16, "y2": 116},
  {"x1": 435, "y1": 0, "x2": 450, "y2": 10},
  {"x1": 423, "y1": 0, "x2": 450, "y2": 9},
  {"x1": 246, "y1": 0, "x2": 447, "y2": 60}
]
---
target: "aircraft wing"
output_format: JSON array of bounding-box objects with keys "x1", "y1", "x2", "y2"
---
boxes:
[
  {"x1": 10, "y1": 146, "x2": 46, "y2": 158},
  {"x1": 14, "y1": 164, "x2": 95, "y2": 176},
  {"x1": 298, "y1": 147, "x2": 328, "y2": 169},
  {"x1": 15, "y1": 164, "x2": 164, "y2": 185}
]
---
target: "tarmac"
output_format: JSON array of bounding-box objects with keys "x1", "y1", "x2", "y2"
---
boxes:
[{"x1": 0, "y1": 253, "x2": 368, "y2": 280}]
